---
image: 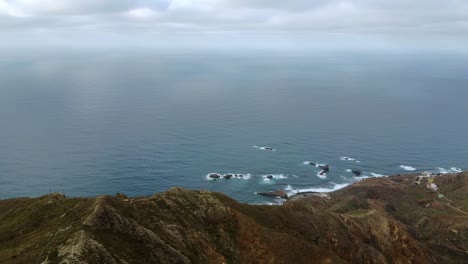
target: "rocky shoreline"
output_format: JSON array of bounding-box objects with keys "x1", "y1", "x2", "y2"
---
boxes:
[{"x1": 1, "y1": 172, "x2": 467, "y2": 263}]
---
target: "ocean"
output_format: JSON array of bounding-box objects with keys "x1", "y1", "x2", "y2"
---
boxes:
[{"x1": 1, "y1": 48, "x2": 467, "y2": 204}]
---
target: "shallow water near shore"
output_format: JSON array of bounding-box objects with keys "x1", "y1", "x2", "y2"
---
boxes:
[{"x1": 1, "y1": 48, "x2": 467, "y2": 203}]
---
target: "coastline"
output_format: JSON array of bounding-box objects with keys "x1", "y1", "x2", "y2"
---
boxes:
[{"x1": 1, "y1": 172, "x2": 467, "y2": 263}]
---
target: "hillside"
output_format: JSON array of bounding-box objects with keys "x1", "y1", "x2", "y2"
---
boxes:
[{"x1": 1, "y1": 172, "x2": 467, "y2": 264}]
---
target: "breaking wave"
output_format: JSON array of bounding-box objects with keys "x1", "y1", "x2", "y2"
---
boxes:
[
  {"x1": 340, "y1": 156, "x2": 355, "y2": 161},
  {"x1": 206, "y1": 173, "x2": 252, "y2": 180},
  {"x1": 400, "y1": 165, "x2": 416, "y2": 171},
  {"x1": 253, "y1": 146, "x2": 276, "y2": 151},
  {"x1": 352, "y1": 175, "x2": 370, "y2": 181},
  {"x1": 303, "y1": 161, "x2": 328, "y2": 168},
  {"x1": 262, "y1": 174, "x2": 288, "y2": 180},
  {"x1": 285, "y1": 183, "x2": 349, "y2": 196},
  {"x1": 350, "y1": 172, "x2": 386, "y2": 181},
  {"x1": 316, "y1": 171, "x2": 327, "y2": 179},
  {"x1": 340, "y1": 156, "x2": 361, "y2": 163},
  {"x1": 437, "y1": 167, "x2": 450, "y2": 174},
  {"x1": 437, "y1": 167, "x2": 462, "y2": 174},
  {"x1": 254, "y1": 198, "x2": 286, "y2": 206}
]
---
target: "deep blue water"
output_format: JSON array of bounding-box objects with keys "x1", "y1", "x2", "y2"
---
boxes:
[{"x1": 1, "y1": 49, "x2": 467, "y2": 203}]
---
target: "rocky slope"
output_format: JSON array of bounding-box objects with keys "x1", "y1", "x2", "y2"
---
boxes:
[{"x1": 0, "y1": 172, "x2": 467, "y2": 264}]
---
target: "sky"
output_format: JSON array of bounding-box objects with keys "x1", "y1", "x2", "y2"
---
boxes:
[{"x1": 1, "y1": 0, "x2": 468, "y2": 50}]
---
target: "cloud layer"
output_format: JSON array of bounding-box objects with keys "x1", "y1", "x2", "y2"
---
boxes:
[{"x1": 1, "y1": 0, "x2": 468, "y2": 48}]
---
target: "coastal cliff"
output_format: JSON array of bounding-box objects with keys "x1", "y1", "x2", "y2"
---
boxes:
[{"x1": 1, "y1": 173, "x2": 467, "y2": 264}]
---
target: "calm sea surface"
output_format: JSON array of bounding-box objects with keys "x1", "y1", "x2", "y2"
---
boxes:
[{"x1": 1, "y1": 49, "x2": 467, "y2": 203}]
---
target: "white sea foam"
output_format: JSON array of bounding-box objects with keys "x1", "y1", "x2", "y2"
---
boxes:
[
  {"x1": 370, "y1": 172, "x2": 386, "y2": 177},
  {"x1": 400, "y1": 165, "x2": 416, "y2": 171},
  {"x1": 206, "y1": 173, "x2": 251, "y2": 180},
  {"x1": 235, "y1": 173, "x2": 252, "y2": 180},
  {"x1": 437, "y1": 167, "x2": 450, "y2": 174},
  {"x1": 346, "y1": 169, "x2": 352, "y2": 172},
  {"x1": 285, "y1": 183, "x2": 349, "y2": 196},
  {"x1": 340, "y1": 156, "x2": 355, "y2": 161},
  {"x1": 435, "y1": 167, "x2": 461, "y2": 174},
  {"x1": 303, "y1": 161, "x2": 319, "y2": 167},
  {"x1": 255, "y1": 198, "x2": 286, "y2": 205},
  {"x1": 257, "y1": 202, "x2": 275, "y2": 205},
  {"x1": 354, "y1": 175, "x2": 371, "y2": 181},
  {"x1": 262, "y1": 174, "x2": 288, "y2": 180},
  {"x1": 253, "y1": 146, "x2": 275, "y2": 151},
  {"x1": 316, "y1": 171, "x2": 327, "y2": 179}
]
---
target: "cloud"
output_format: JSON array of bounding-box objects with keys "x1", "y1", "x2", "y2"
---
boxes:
[
  {"x1": 1, "y1": 0, "x2": 468, "y2": 48},
  {"x1": 126, "y1": 8, "x2": 160, "y2": 20},
  {"x1": 2, "y1": 0, "x2": 170, "y2": 15},
  {"x1": 0, "y1": 0, "x2": 27, "y2": 17}
]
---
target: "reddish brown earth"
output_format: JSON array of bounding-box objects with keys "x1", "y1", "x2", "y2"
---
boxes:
[{"x1": 1, "y1": 172, "x2": 467, "y2": 263}]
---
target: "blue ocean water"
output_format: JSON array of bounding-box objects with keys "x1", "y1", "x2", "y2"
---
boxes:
[{"x1": 0, "y1": 49, "x2": 467, "y2": 203}]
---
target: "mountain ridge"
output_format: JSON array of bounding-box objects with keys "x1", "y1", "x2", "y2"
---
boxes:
[{"x1": 1, "y1": 172, "x2": 467, "y2": 263}]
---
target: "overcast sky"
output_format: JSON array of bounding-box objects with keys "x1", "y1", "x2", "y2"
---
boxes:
[{"x1": 1, "y1": 0, "x2": 468, "y2": 50}]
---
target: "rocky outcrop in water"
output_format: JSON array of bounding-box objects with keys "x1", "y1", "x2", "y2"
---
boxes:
[
  {"x1": 208, "y1": 173, "x2": 221, "y2": 179},
  {"x1": 256, "y1": 190, "x2": 288, "y2": 199},
  {"x1": 318, "y1": 164, "x2": 330, "y2": 175}
]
